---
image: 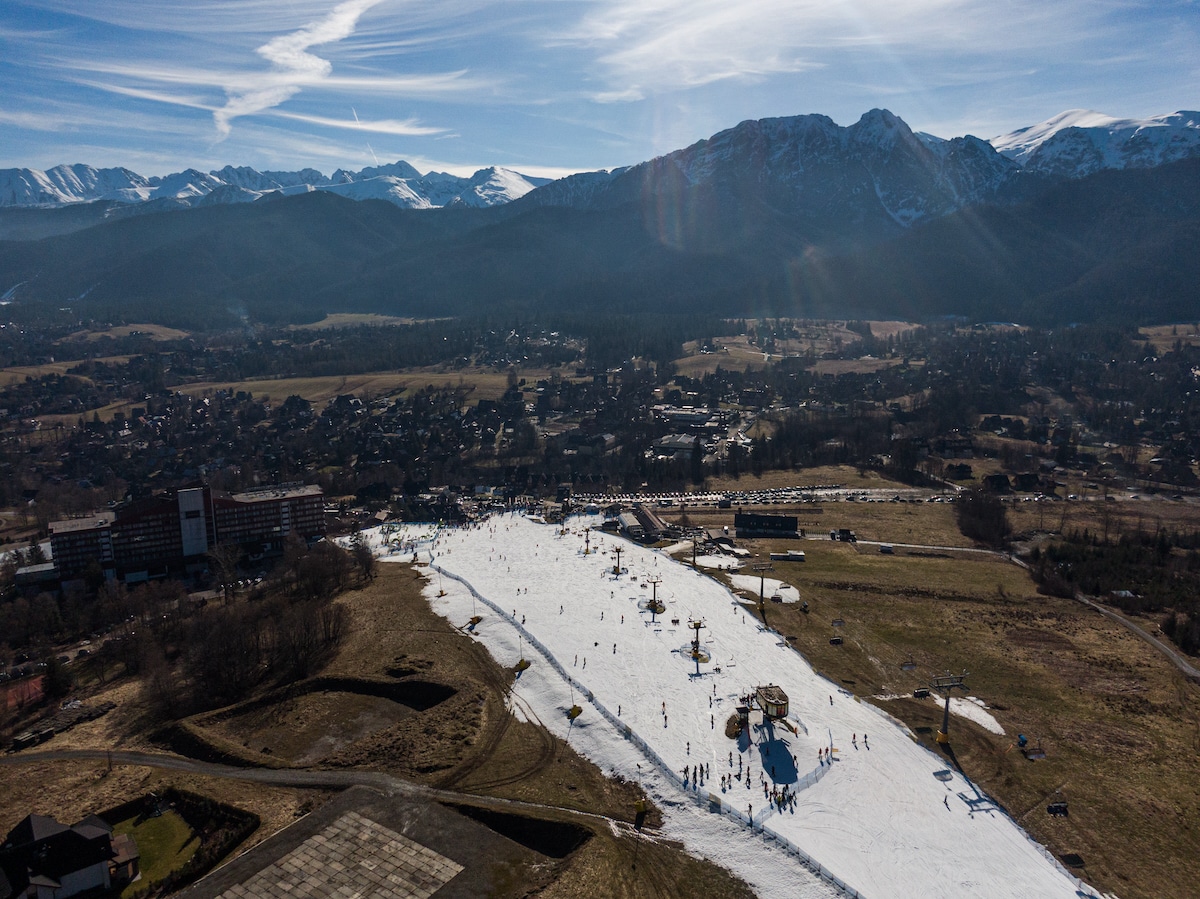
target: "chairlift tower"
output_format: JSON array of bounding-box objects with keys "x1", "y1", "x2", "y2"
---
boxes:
[
  {"x1": 749, "y1": 563, "x2": 774, "y2": 614},
  {"x1": 646, "y1": 575, "x2": 664, "y2": 622},
  {"x1": 689, "y1": 617, "x2": 707, "y2": 660},
  {"x1": 930, "y1": 670, "x2": 969, "y2": 744},
  {"x1": 613, "y1": 545, "x2": 623, "y2": 575}
]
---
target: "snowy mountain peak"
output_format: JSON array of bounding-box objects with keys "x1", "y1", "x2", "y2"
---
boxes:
[
  {"x1": 0, "y1": 158, "x2": 547, "y2": 211},
  {"x1": 991, "y1": 109, "x2": 1200, "y2": 176}
]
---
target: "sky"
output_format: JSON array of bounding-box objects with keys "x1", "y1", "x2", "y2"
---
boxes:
[{"x1": 2, "y1": 0, "x2": 1197, "y2": 178}]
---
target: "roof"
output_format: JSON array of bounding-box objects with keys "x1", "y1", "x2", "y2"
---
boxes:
[
  {"x1": 2, "y1": 813, "x2": 116, "y2": 888},
  {"x1": 229, "y1": 484, "x2": 322, "y2": 503},
  {"x1": 48, "y1": 512, "x2": 115, "y2": 535},
  {"x1": 4, "y1": 814, "x2": 68, "y2": 846}
]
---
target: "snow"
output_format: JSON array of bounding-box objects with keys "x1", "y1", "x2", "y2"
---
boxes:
[
  {"x1": 991, "y1": 109, "x2": 1200, "y2": 175},
  {"x1": 939, "y1": 695, "x2": 1005, "y2": 736},
  {"x1": 0, "y1": 160, "x2": 548, "y2": 209},
  {"x1": 352, "y1": 515, "x2": 1102, "y2": 899},
  {"x1": 728, "y1": 574, "x2": 796, "y2": 600},
  {"x1": 692, "y1": 554, "x2": 742, "y2": 571}
]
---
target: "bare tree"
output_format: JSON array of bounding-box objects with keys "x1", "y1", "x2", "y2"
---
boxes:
[{"x1": 207, "y1": 543, "x2": 241, "y2": 604}]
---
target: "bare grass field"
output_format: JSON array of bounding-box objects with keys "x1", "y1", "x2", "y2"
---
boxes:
[
  {"x1": 1141, "y1": 323, "x2": 1200, "y2": 352},
  {"x1": 63, "y1": 323, "x2": 190, "y2": 342},
  {"x1": 288, "y1": 313, "x2": 425, "y2": 330},
  {"x1": 175, "y1": 365, "x2": 567, "y2": 407},
  {"x1": 808, "y1": 357, "x2": 899, "y2": 376},
  {"x1": 0, "y1": 357, "x2": 133, "y2": 389},
  {"x1": 704, "y1": 464, "x2": 910, "y2": 493}
]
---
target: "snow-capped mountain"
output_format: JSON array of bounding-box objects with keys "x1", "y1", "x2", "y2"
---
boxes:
[
  {"x1": 0, "y1": 164, "x2": 150, "y2": 206},
  {"x1": 990, "y1": 110, "x2": 1200, "y2": 177},
  {"x1": 3, "y1": 107, "x2": 1197, "y2": 222},
  {"x1": 518, "y1": 109, "x2": 1021, "y2": 231},
  {"x1": 0, "y1": 161, "x2": 548, "y2": 210}
]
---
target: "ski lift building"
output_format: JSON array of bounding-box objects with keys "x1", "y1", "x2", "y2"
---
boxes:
[{"x1": 756, "y1": 684, "x2": 789, "y2": 719}]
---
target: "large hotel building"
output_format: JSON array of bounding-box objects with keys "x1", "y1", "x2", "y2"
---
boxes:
[{"x1": 48, "y1": 484, "x2": 326, "y2": 584}]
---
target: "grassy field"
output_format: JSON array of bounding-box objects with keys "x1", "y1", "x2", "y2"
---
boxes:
[
  {"x1": 29, "y1": 365, "x2": 568, "y2": 426},
  {"x1": 288, "y1": 313, "x2": 428, "y2": 330},
  {"x1": 697, "y1": 524, "x2": 1200, "y2": 899},
  {"x1": 674, "y1": 321, "x2": 917, "y2": 378},
  {"x1": 703, "y1": 464, "x2": 912, "y2": 494},
  {"x1": 1140, "y1": 324, "x2": 1200, "y2": 352},
  {"x1": 63, "y1": 324, "x2": 190, "y2": 343},
  {"x1": 0, "y1": 357, "x2": 133, "y2": 389},
  {"x1": 113, "y1": 809, "x2": 197, "y2": 897}
]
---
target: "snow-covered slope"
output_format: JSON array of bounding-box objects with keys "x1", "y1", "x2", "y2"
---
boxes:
[
  {"x1": 0, "y1": 161, "x2": 547, "y2": 210},
  {"x1": 991, "y1": 110, "x2": 1200, "y2": 177},
  {"x1": 352, "y1": 515, "x2": 1106, "y2": 899},
  {"x1": 0, "y1": 164, "x2": 149, "y2": 206}
]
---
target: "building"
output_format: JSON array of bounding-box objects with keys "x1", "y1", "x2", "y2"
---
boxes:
[
  {"x1": 49, "y1": 483, "x2": 325, "y2": 584},
  {"x1": 734, "y1": 512, "x2": 800, "y2": 538},
  {"x1": 0, "y1": 813, "x2": 139, "y2": 899}
]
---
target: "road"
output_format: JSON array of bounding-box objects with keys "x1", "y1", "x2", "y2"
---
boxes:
[
  {"x1": 1072, "y1": 594, "x2": 1200, "y2": 683},
  {"x1": 0, "y1": 748, "x2": 638, "y2": 832}
]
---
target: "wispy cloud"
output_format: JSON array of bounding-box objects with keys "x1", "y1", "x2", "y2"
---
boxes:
[
  {"x1": 560, "y1": 0, "x2": 1114, "y2": 99},
  {"x1": 271, "y1": 109, "x2": 447, "y2": 136},
  {"x1": 213, "y1": 0, "x2": 386, "y2": 138}
]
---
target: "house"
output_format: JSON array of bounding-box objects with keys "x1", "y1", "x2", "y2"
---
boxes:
[{"x1": 0, "y1": 813, "x2": 139, "y2": 899}]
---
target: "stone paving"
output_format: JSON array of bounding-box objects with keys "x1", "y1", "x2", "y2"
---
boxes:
[{"x1": 217, "y1": 810, "x2": 463, "y2": 899}]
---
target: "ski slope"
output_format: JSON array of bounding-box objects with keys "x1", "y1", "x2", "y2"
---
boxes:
[{"x1": 360, "y1": 514, "x2": 1104, "y2": 899}]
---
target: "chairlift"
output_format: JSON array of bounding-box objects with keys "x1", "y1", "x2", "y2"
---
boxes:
[{"x1": 900, "y1": 653, "x2": 917, "y2": 671}]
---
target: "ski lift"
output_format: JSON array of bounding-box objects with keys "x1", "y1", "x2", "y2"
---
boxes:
[{"x1": 900, "y1": 653, "x2": 917, "y2": 671}]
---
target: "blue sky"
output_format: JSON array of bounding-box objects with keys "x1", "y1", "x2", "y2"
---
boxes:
[{"x1": 2, "y1": 0, "x2": 1197, "y2": 177}]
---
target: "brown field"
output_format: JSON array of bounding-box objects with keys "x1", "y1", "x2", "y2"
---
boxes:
[
  {"x1": 703, "y1": 464, "x2": 913, "y2": 494},
  {"x1": 673, "y1": 338, "x2": 772, "y2": 377},
  {"x1": 288, "y1": 313, "x2": 427, "y2": 330},
  {"x1": 62, "y1": 324, "x2": 190, "y2": 343},
  {"x1": 29, "y1": 366, "x2": 567, "y2": 426},
  {"x1": 864, "y1": 320, "x2": 920, "y2": 339},
  {"x1": 170, "y1": 366, "x2": 565, "y2": 406},
  {"x1": 1140, "y1": 323, "x2": 1200, "y2": 352},
  {"x1": 808, "y1": 357, "x2": 899, "y2": 376},
  {"x1": 0, "y1": 357, "x2": 133, "y2": 389}
]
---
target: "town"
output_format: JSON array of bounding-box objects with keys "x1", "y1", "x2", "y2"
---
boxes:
[{"x1": 2, "y1": 315, "x2": 1200, "y2": 899}]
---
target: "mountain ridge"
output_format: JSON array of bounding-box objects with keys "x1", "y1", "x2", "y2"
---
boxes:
[{"x1": 3, "y1": 107, "x2": 1196, "y2": 215}]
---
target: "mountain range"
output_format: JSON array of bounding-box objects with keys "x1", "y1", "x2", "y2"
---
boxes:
[
  {"x1": 2, "y1": 109, "x2": 1196, "y2": 216},
  {"x1": 0, "y1": 159, "x2": 550, "y2": 215},
  {"x1": 1, "y1": 108, "x2": 1198, "y2": 330}
]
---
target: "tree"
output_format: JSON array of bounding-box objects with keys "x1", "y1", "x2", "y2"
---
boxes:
[
  {"x1": 207, "y1": 543, "x2": 242, "y2": 604},
  {"x1": 955, "y1": 488, "x2": 1011, "y2": 548},
  {"x1": 349, "y1": 531, "x2": 377, "y2": 582}
]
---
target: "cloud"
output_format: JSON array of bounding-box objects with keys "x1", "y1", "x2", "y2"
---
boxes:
[
  {"x1": 271, "y1": 109, "x2": 447, "y2": 136},
  {"x1": 213, "y1": 0, "x2": 386, "y2": 138},
  {"x1": 559, "y1": 0, "x2": 1112, "y2": 99}
]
